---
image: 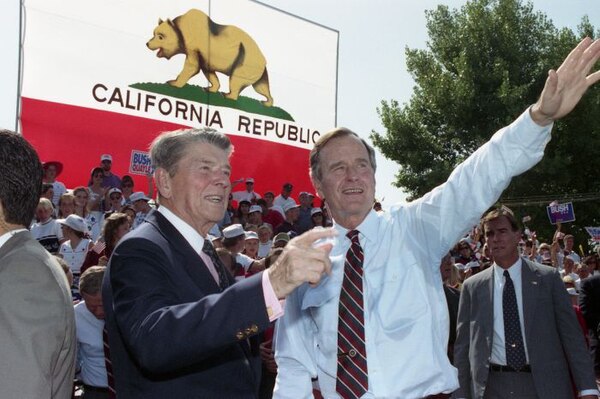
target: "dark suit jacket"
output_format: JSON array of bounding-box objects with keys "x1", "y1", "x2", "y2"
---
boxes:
[
  {"x1": 579, "y1": 274, "x2": 600, "y2": 371},
  {"x1": 102, "y1": 210, "x2": 271, "y2": 398},
  {"x1": 454, "y1": 258, "x2": 596, "y2": 399}
]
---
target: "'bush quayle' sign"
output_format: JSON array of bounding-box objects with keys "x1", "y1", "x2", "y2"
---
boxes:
[
  {"x1": 546, "y1": 202, "x2": 576, "y2": 224},
  {"x1": 130, "y1": 151, "x2": 153, "y2": 176}
]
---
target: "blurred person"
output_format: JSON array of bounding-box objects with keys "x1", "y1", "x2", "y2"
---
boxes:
[
  {"x1": 99, "y1": 154, "x2": 121, "y2": 189},
  {"x1": 54, "y1": 254, "x2": 74, "y2": 288},
  {"x1": 58, "y1": 214, "x2": 94, "y2": 299},
  {"x1": 275, "y1": 201, "x2": 300, "y2": 235},
  {"x1": 244, "y1": 230, "x2": 260, "y2": 260},
  {"x1": 310, "y1": 207, "x2": 326, "y2": 228},
  {"x1": 120, "y1": 205, "x2": 136, "y2": 226},
  {"x1": 0, "y1": 129, "x2": 76, "y2": 398},
  {"x1": 216, "y1": 247, "x2": 241, "y2": 278},
  {"x1": 106, "y1": 188, "x2": 123, "y2": 213},
  {"x1": 263, "y1": 191, "x2": 275, "y2": 208},
  {"x1": 259, "y1": 198, "x2": 284, "y2": 230},
  {"x1": 562, "y1": 234, "x2": 581, "y2": 264},
  {"x1": 88, "y1": 167, "x2": 107, "y2": 213},
  {"x1": 74, "y1": 185, "x2": 103, "y2": 242},
  {"x1": 75, "y1": 266, "x2": 110, "y2": 399},
  {"x1": 222, "y1": 224, "x2": 265, "y2": 275},
  {"x1": 296, "y1": 191, "x2": 314, "y2": 234},
  {"x1": 441, "y1": 253, "x2": 460, "y2": 364},
  {"x1": 233, "y1": 199, "x2": 251, "y2": 226},
  {"x1": 102, "y1": 127, "x2": 334, "y2": 397},
  {"x1": 272, "y1": 232, "x2": 290, "y2": 249},
  {"x1": 120, "y1": 174, "x2": 154, "y2": 207},
  {"x1": 129, "y1": 191, "x2": 153, "y2": 229},
  {"x1": 273, "y1": 182, "x2": 295, "y2": 210},
  {"x1": 41, "y1": 182, "x2": 55, "y2": 203},
  {"x1": 82, "y1": 212, "x2": 130, "y2": 273},
  {"x1": 232, "y1": 177, "x2": 261, "y2": 203},
  {"x1": 31, "y1": 197, "x2": 64, "y2": 253},
  {"x1": 58, "y1": 192, "x2": 76, "y2": 218},
  {"x1": 43, "y1": 160, "x2": 67, "y2": 207},
  {"x1": 247, "y1": 204, "x2": 264, "y2": 226},
  {"x1": 257, "y1": 223, "x2": 274, "y2": 258}
]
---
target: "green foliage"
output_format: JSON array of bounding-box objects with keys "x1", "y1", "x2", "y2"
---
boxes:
[
  {"x1": 372, "y1": 0, "x2": 599, "y2": 249},
  {"x1": 130, "y1": 82, "x2": 294, "y2": 121}
]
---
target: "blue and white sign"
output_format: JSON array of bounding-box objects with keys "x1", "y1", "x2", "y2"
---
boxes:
[{"x1": 546, "y1": 202, "x2": 576, "y2": 224}]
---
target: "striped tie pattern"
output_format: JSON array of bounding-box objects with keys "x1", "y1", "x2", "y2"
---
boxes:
[
  {"x1": 503, "y1": 270, "x2": 526, "y2": 370},
  {"x1": 202, "y1": 239, "x2": 230, "y2": 291},
  {"x1": 336, "y1": 230, "x2": 368, "y2": 398},
  {"x1": 103, "y1": 326, "x2": 116, "y2": 398}
]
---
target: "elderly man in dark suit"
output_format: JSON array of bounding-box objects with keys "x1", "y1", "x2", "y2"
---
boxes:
[
  {"x1": 0, "y1": 130, "x2": 76, "y2": 398},
  {"x1": 102, "y1": 127, "x2": 334, "y2": 398},
  {"x1": 454, "y1": 208, "x2": 598, "y2": 399}
]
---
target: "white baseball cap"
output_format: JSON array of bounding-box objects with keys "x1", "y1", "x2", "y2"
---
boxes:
[
  {"x1": 282, "y1": 201, "x2": 300, "y2": 213},
  {"x1": 223, "y1": 224, "x2": 245, "y2": 239},
  {"x1": 245, "y1": 231, "x2": 259, "y2": 241},
  {"x1": 310, "y1": 207, "x2": 323, "y2": 216},
  {"x1": 57, "y1": 214, "x2": 88, "y2": 233},
  {"x1": 130, "y1": 191, "x2": 150, "y2": 203},
  {"x1": 249, "y1": 205, "x2": 262, "y2": 214},
  {"x1": 101, "y1": 154, "x2": 113, "y2": 162},
  {"x1": 245, "y1": 177, "x2": 255, "y2": 183}
]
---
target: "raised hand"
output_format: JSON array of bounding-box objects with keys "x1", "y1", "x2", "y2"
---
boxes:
[
  {"x1": 531, "y1": 37, "x2": 600, "y2": 126},
  {"x1": 267, "y1": 227, "x2": 336, "y2": 299}
]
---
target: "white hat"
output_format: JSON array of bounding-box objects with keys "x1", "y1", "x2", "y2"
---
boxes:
[
  {"x1": 249, "y1": 205, "x2": 262, "y2": 214},
  {"x1": 107, "y1": 187, "x2": 122, "y2": 196},
  {"x1": 310, "y1": 207, "x2": 323, "y2": 216},
  {"x1": 299, "y1": 191, "x2": 309, "y2": 197},
  {"x1": 282, "y1": 201, "x2": 300, "y2": 213},
  {"x1": 57, "y1": 214, "x2": 88, "y2": 233},
  {"x1": 257, "y1": 223, "x2": 273, "y2": 232},
  {"x1": 223, "y1": 224, "x2": 245, "y2": 238},
  {"x1": 566, "y1": 287, "x2": 578, "y2": 296},
  {"x1": 130, "y1": 191, "x2": 150, "y2": 203},
  {"x1": 101, "y1": 154, "x2": 113, "y2": 162},
  {"x1": 245, "y1": 177, "x2": 255, "y2": 183},
  {"x1": 245, "y1": 231, "x2": 259, "y2": 240}
]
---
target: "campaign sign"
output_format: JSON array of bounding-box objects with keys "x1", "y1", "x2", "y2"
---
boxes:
[
  {"x1": 129, "y1": 150, "x2": 152, "y2": 176},
  {"x1": 585, "y1": 227, "x2": 600, "y2": 242},
  {"x1": 546, "y1": 202, "x2": 576, "y2": 224}
]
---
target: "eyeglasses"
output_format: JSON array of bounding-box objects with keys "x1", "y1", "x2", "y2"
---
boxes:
[
  {"x1": 94, "y1": 174, "x2": 103, "y2": 178},
  {"x1": 110, "y1": 195, "x2": 122, "y2": 200}
]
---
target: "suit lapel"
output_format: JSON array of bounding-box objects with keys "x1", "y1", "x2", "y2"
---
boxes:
[
  {"x1": 481, "y1": 267, "x2": 495, "y2": 341},
  {"x1": 521, "y1": 259, "x2": 540, "y2": 346},
  {"x1": 146, "y1": 211, "x2": 221, "y2": 294}
]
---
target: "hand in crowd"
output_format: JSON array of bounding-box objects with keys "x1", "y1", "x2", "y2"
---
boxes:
[
  {"x1": 531, "y1": 37, "x2": 600, "y2": 126},
  {"x1": 259, "y1": 339, "x2": 277, "y2": 374},
  {"x1": 267, "y1": 227, "x2": 336, "y2": 299}
]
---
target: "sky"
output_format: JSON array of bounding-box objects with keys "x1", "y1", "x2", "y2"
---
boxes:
[{"x1": 1, "y1": 0, "x2": 598, "y2": 207}]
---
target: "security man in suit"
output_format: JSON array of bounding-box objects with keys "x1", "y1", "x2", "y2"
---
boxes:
[
  {"x1": 454, "y1": 207, "x2": 598, "y2": 399},
  {"x1": 102, "y1": 127, "x2": 334, "y2": 398},
  {"x1": 0, "y1": 130, "x2": 76, "y2": 398}
]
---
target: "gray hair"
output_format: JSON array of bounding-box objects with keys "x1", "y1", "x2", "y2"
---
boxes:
[
  {"x1": 150, "y1": 127, "x2": 233, "y2": 177},
  {"x1": 309, "y1": 127, "x2": 377, "y2": 182}
]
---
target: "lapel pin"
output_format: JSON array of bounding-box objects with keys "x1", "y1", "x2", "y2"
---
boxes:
[{"x1": 531, "y1": 281, "x2": 538, "y2": 285}]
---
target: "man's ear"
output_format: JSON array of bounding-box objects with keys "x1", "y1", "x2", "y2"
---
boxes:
[
  {"x1": 154, "y1": 168, "x2": 172, "y2": 199},
  {"x1": 310, "y1": 174, "x2": 323, "y2": 199}
]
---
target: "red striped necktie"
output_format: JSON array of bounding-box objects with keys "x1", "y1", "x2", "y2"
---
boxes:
[
  {"x1": 103, "y1": 326, "x2": 116, "y2": 398},
  {"x1": 336, "y1": 229, "x2": 368, "y2": 398}
]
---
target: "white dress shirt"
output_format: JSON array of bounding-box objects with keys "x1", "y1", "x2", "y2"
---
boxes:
[
  {"x1": 490, "y1": 260, "x2": 530, "y2": 365},
  {"x1": 274, "y1": 109, "x2": 552, "y2": 398},
  {"x1": 74, "y1": 301, "x2": 107, "y2": 387}
]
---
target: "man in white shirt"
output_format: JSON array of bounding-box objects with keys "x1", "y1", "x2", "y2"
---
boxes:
[
  {"x1": 274, "y1": 38, "x2": 600, "y2": 398},
  {"x1": 232, "y1": 177, "x2": 262, "y2": 203},
  {"x1": 75, "y1": 266, "x2": 110, "y2": 399},
  {"x1": 454, "y1": 208, "x2": 598, "y2": 398},
  {"x1": 273, "y1": 182, "x2": 296, "y2": 210}
]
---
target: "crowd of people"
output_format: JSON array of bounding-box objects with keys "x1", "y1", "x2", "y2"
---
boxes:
[{"x1": 1, "y1": 37, "x2": 600, "y2": 399}]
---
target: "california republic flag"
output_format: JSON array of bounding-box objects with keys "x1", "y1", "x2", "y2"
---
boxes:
[{"x1": 20, "y1": 0, "x2": 338, "y2": 194}]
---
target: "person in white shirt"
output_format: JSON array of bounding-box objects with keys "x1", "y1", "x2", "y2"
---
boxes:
[
  {"x1": 75, "y1": 266, "x2": 110, "y2": 399},
  {"x1": 273, "y1": 182, "x2": 296, "y2": 210},
  {"x1": 232, "y1": 177, "x2": 262, "y2": 203},
  {"x1": 274, "y1": 38, "x2": 600, "y2": 398}
]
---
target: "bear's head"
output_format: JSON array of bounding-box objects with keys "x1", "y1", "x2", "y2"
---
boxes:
[{"x1": 146, "y1": 19, "x2": 182, "y2": 60}]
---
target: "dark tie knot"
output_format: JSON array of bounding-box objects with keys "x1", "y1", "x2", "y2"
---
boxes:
[
  {"x1": 503, "y1": 270, "x2": 511, "y2": 280},
  {"x1": 347, "y1": 229, "x2": 361, "y2": 243},
  {"x1": 202, "y1": 239, "x2": 214, "y2": 253}
]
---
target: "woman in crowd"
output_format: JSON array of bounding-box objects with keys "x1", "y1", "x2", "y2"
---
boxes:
[
  {"x1": 244, "y1": 231, "x2": 260, "y2": 260},
  {"x1": 120, "y1": 174, "x2": 154, "y2": 206},
  {"x1": 233, "y1": 200, "x2": 251, "y2": 226},
  {"x1": 73, "y1": 185, "x2": 103, "y2": 242},
  {"x1": 87, "y1": 167, "x2": 106, "y2": 213},
  {"x1": 310, "y1": 207, "x2": 326, "y2": 228},
  {"x1": 81, "y1": 212, "x2": 130, "y2": 273},
  {"x1": 42, "y1": 161, "x2": 67, "y2": 207},
  {"x1": 58, "y1": 214, "x2": 93, "y2": 299},
  {"x1": 57, "y1": 192, "x2": 76, "y2": 218}
]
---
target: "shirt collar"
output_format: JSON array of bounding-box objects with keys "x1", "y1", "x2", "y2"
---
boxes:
[
  {"x1": 157, "y1": 206, "x2": 206, "y2": 256},
  {"x1": 493, "y1": 257, "x2": 522, "y2": 281},
  {"x1": 332, "y1": 208, "x2": 379, "y2": 245},
  {"x1": 0, "y1": 229, "x2": 27, "y2": 250}
]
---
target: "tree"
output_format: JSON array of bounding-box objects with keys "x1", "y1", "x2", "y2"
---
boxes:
[{"x1": 372, "y1": 0, "x2": 599, "y2": 249}]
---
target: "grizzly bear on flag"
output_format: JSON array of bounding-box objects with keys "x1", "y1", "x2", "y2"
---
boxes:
[{"x1": 146, "y1": 9, "x2": 273, "y2": 107}]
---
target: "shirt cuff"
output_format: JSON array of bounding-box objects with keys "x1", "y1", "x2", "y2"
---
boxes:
[
  {"x1": 579, "y1": 389, "x2": 600, "y2": 397},
  {"x1": 262, "y1": 271, "x2": 285, "y2": 322}
]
